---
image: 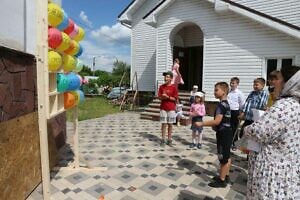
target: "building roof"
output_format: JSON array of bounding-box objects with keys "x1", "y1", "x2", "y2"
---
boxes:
[{"x1": 118, "y1": 0, "x2": 300, "y2": 39}]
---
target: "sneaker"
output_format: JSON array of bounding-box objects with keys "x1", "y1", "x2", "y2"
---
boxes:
[
  {"x1": 197, "y1": 143, "x2": 202, "y2": 149},
  {"x1": 208, "y1": 177, "x2": 227, "y2": 188},
  {"x1": 166, "y1": 140, "x2": 173, "y2": 147},
  {"x1": 189, "y1": 143, "x2": 196, "y2": 148},
  {"x1": 231, "y1": 145, "x2": 237, "y2": 151},
  {"x1": 212, "y1": 175, "x2": 230, "y2": 184},
  {"x1": 160, "y1": 139, "x2": 166, "y2": 147}
]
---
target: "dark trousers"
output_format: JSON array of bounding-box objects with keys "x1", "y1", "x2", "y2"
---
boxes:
[
  {"x1": 230, "y1": 110, "x2": 240, "y2": 144},
  {"x1": 239, "y1": 120, "x2": 254, "y2": 138}
]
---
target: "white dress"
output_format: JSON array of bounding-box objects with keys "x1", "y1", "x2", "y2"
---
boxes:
[{"x1": 244, "y1": 97, "x2": 300, "y2": 200}]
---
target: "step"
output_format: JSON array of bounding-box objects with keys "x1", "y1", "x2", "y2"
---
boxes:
[{"x1": 152, "y1": 99, "x2": 191, "y2": 106}]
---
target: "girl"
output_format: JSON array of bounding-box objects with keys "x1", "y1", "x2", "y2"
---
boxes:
[
  {"x1": 189, "y1": 91, "x2": 206, "y2": 149},
  {"x1": 171, "y1": 58, "x2": 184, "y2": 89}
]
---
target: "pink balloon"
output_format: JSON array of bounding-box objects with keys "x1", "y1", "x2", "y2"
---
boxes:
[
  {"x1": 64, "y1": 19, "x2": 75, "y2": 35},
  {"x1": 48, "y1": 27, "x2": 62, "y2": 49},
  {"x1": 69, "y1": 24, "x2": 79, "y2": 39}
]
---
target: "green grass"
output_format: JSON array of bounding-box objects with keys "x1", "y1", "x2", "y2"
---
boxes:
[{"x1": 66, "y1": 96, "x2": 120, "y2": 121}]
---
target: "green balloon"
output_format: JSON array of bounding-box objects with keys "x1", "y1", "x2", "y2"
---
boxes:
[{"x1": 57, "y1": 73, "x2": 69, "y2": 92}]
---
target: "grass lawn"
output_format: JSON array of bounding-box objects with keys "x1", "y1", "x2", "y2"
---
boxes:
[{"x1": 66, "y1": 96, "x2": 120, "y2": 121}]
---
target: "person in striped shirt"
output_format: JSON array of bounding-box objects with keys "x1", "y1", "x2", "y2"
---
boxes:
[{"x1": 238, "y1": 78, "x2": 268, "y2": 138}]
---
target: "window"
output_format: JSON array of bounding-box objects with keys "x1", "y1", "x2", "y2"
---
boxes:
[{"x1": 266, "y1": 58, "x2": 294, "y2": 82}]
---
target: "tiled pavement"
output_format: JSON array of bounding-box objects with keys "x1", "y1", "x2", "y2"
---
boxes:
[{"x1": 27, "y1": 112, "x2": 248, "y2": 200}]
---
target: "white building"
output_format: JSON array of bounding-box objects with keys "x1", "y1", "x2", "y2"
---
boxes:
[{"x1": 119, "y1": 0, "x2": 300, "y2": 100}]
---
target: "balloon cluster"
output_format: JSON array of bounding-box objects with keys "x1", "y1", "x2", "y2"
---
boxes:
[{"x1": 48, "y1": 2, "x2": 85, "y2": 109}]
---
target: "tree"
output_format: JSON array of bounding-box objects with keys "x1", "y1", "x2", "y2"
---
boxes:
[
  {"x1": 112, "y1": 60, "x2": 131, "y2": 86},
  {"x1": 79, "y1": 65, "x2": 92, "y2": 76}
]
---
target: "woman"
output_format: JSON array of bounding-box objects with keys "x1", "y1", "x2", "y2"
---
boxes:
[
  {"x1": 244, "y1": 66, "x2": 300, "y2": 200},
  {"x1": 267, "y1": 70, "x2": 284, "y2": 107},
  {"x1": 171, "y1": 58, "x2": 184, "y2": 88}
]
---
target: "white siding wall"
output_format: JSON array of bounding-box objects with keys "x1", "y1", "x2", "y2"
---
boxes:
[
  {"x1": 131, "y1": 0, "x2": 161, "y2": 91},
  {"x1": 156, "y1": 0, "x2": 300, "y2": 100},
  {"x1": 233, "y1": 0, "x2": 300, "y2": 28}
]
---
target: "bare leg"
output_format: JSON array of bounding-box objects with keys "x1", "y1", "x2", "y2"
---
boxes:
[
  {"x1": 167, "y1": 124, "x2": 173, "y2": 140},
  {"x1": 161, "y1": 123, "x2": 167, "y2": 141},
  {"x1": 220, "y1": 159, "x2": 231, "y2": 181}
]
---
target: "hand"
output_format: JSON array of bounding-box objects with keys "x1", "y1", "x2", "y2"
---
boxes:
[{"x1": 162, "y1": 93, "x2": 169, "y2": 99}]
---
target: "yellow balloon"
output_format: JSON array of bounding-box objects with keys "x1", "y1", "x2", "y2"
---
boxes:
[
  {"x1": 73, "y1": 27, "x2": 85, "y2": 41},
  {"x1": 62, "y1": 55, "x2": 76, "y2": 72},
  {"x1": 48, "y1": 51, "x2": 62, "y2": 71},
  {"x1": 48, "y1": 3, "x2": 63, "y2": 27},
  {"x1": 69, "y1": 40, "x2": 80, "y2": 56},
  {"x1": 56, "y1": 32, "x2": 71, "y2": 52}
]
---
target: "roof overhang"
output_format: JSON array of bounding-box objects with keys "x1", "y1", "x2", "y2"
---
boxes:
[
  {"x1": 142, "y1": 0, "x2": 300, "y2": 40},
  {"x1": 118, "y1": 0, "x2": 147, "y2": 28}
]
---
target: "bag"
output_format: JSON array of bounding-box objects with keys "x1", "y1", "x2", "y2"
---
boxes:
[{"x1": 235, "y1": 136, "x2": 250, "y2": 154}]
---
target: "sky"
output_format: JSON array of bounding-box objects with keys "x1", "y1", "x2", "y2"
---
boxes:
[{"x1": 61, "y1": 0, "x2": 132, "y2": 72}]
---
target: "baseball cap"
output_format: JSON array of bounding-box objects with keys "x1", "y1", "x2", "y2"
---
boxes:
[
  {"x1": 194, "y1": 92, "x2": 204, "y2": 97},
  {"x1": 193, "y1": 85, "x2": 198, "y2": 89},
  {"x1": 162, "y1": 71, "x2": 173, "y2": 78}
]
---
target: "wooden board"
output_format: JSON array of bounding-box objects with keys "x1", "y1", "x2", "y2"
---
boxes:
[{"x1": 0, "y1": 112, "x2": 57, "y2": 200}]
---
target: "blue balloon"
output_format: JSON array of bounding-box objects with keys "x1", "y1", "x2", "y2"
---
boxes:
[
  {"x1": 75, "y1": 44, "x2": 83, "y2": 57},
  {"x1": 66, "y1": 73, "x2": 81, "y2": 91},
  {"x1": 78, "y1": 90, "x2": 85, "y2": 103},
  {"x1": 57, "y1": 11, "x2": 69, "y2": 31}
]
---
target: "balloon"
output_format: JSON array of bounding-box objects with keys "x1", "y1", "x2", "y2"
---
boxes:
[
  {"x1": 74, "y1": 59, "x2": 83, "y2": 72},
  {"x1": 69, "y1": 41, "x2": 80, "y2": 55},
  {"x1": 64, "y1": 92, "x2": 75, "y2": 109},
  {"x1": 66, "y1": 73, "x2": 81, "y2": 91},
  {"x1": 78, "y1": 90, "x2": 85, "y2": 103},
  {"x1": 64, "y1": 19, "x2": 75, "y2": 35},
  {"x1": 69, "y1": 24, "x2": 79, "y2": 39},
  {"x1": 56, "y1": 32, "x2": 71, "y2": 52},
  {"x1": 48, "y1": 3, "x2": 64, "y2": 27},
  {"x1": 57, "y1": 73, "x2": 69, "y2": 92},
  {"x1": 64, "y1": 40, "x2": 79, "y2": 56},
  {"x1": 75, "y1": 44, "x2": 83, "y2": 57},
  {"x1": 48, "y1": 51, "x2": 62, "y2": 71},
  {"x1": 62, "y1": 55, "x2": 76, "y2": 72},
  {"x1": 63, "y1": 40, "x2": 75, "y2": 55},
  {"x1": 48, "y1": 27, "x2": 62, "y2": 49},
  {"x1": 56, "y1": 11, "x2": 69, "y2": 31},
  {"x1": 73, "y1": 26, "x2": 85, "y2": 41},
  {"x1": 76, "y1": 74, "x2": 83, "y2": 85},
  {"x1": 70, "y1": 91, "x2": 80, "y2": 105}
]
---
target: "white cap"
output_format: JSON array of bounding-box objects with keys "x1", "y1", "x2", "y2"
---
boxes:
[
  {"x1": 193, "y1": 85, "x2": 198, "y2": 89},
  {"x1": 194, "y1": 92, "x2": 204, "y2": 97}
]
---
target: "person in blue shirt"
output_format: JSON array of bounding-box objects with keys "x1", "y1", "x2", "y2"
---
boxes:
[{"x1": 238, "y1": 78, "x2": 268, "y2": 138}]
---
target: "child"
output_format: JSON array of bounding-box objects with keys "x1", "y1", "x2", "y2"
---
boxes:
[
  {"x1": 195, "y1": 82, "x2": 232, "y2": 188},
  {"x1": 227, "y1": 77, "x2": 245, "y2": 151},
  {"x1": 175, "y1": 100, "x2": 184, "y2": 127},
  {"x1": 189, "y1": 92, "x2": 206, "y2": 149},
  {"x1": 158, "y1": 71, "x2": 178, "y2": 147},
  {"x1": 189, "y1": 85, "x2": 198, "y2": 104},
  {"x1": 238, "y1": 78, "x2": 268, "y2": 137}
]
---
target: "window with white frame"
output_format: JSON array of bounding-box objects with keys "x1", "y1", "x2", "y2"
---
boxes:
[{"x1": 266, "y1": 57, "x2": 294, "y2": 83}]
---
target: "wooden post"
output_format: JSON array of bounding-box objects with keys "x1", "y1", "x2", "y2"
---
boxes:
[
  {"x1": 36, "y1": 0, "x2": 51, "y2": 199},
  {"x1": 73, "y1": 106, "x2": 80, "y2": 168}
]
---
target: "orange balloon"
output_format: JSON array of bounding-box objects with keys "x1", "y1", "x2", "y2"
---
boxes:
[{"x1": 64, "y1": 92, "x2": 75, "y2": 109}]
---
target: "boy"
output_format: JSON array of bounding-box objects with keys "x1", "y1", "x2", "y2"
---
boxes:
[
  {"x1": 227, "y1": 77, "x2": 245, "y2": 151},
  {"x1": 158, "y1": 71, "x2": 178, "y2": 147},
  {"x1": 195, "y1": 82, "x2": 232, "y2": 188},
  {"x1": 238, "y1": 78, "x2": 268, "y2": 137}
]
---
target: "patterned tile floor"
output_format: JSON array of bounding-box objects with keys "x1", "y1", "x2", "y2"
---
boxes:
[{"x1": 27, "y1": 112, "x2": 248, "y2": 200}]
